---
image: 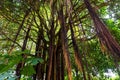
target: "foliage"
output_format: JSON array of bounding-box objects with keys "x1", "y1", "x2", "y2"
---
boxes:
[{"x1": 0, "y1": 0, "x2": 120, "y2": 80}]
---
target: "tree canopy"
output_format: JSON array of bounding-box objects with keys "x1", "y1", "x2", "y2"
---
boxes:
[{"x1": 0, "y1": 0, "x2": 120, "y2": 80}]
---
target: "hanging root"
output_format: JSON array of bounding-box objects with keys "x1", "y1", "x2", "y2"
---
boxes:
[{"x1": 84, "y1": 0, "x2": 120, "y2": 58}]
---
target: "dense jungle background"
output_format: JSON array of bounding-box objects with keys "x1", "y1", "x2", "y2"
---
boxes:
[{"x1": 0, "y1": 0, "x2": 120, "y2": 80}]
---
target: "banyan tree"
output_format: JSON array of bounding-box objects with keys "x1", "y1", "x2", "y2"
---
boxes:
[{"x1": 0, "y1": 0, "x2": 120, "y2": 80}]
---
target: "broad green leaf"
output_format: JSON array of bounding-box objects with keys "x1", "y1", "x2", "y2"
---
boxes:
[
  {"x1": 21, "y1": 65, "x2": 36, "y2": 76},
  {"x1": 0, "y1": 64, "x2": 8, "y2": 73},
  {"x1": 26, "y1": 57, "x2": 44, "y2": 65}
]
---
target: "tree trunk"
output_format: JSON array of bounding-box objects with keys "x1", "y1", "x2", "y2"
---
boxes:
[{"x1": 58, "y1": 6, "x2": 72, "y2": 80}]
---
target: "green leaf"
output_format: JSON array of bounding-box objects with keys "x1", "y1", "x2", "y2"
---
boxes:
[
  {"x1": 0, "y1": 54, "x2": 22, "y2": 73},
  {"x1": 26, "y1": 57, "x2": 44, "y2": 65},
  {"x1": 12, "y1": 50, "x2": 30, "y2": 55},
  {"x1": 0, "y1": 64, "x2": 8, "y2": 73},
  {"x1": 21, "y1": 65, "x2": 36, "y2": 76}
]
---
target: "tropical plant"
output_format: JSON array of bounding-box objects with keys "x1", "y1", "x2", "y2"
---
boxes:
[{"x1": 0, "y1": 0, "x2": 120, "y2": 80}]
